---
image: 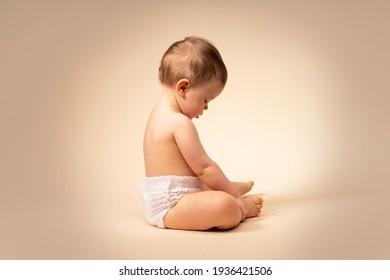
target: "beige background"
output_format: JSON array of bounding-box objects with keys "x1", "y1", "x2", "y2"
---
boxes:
[{"x1": 1, "y1": 0, "x2": 389, "y2": 259}]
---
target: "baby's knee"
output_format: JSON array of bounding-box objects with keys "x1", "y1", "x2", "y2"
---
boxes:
[
  {"x1": 215, "y1": 192, "x2": 237, "y2": 211},
  {"x1": 213, "y1": 192, "x2": 241, "y2": 227}
]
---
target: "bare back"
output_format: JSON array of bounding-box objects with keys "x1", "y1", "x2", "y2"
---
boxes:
[{"x1": 143, "y1": 96, "x2": 196, "y2": 177}]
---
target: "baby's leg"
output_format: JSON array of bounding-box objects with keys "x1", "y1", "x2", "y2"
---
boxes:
[
  {"x1": 164, "y1": 191, "x2": 241, "y2": 230},
  {"x1": 164, "y1": 191, "x2": 262, "y2": 231}
]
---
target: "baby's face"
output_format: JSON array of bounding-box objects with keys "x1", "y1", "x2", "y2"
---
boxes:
[{"x1": 181, "y1": 79, "x2": 223, "y2": 119}]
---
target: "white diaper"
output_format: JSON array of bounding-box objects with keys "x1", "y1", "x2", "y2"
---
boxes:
[{"x1": 140, "y1": 175, "x2": 204, "y2": 228}]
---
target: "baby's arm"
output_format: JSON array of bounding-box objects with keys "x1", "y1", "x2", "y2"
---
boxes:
[
  {"x1": 173, "y1": 116, "x2": 247, "y2": 219},
  {"x1": 201, "y1": 181, "x2": 253, "y2": 196}
]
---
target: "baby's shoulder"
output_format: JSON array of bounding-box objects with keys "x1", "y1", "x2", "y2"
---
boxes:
[
  {"x1": 148, "y1": 109, "x2": 193, "y2": 135},
  {"x1": 169, "y1": 111, "x2": 191, "y2": 123},
  {"x1": 154, "y1": 111, "x2": 196, "y2": 138},
  {"x1": 169, "y1": 112, "x2": 196, "y2": 131}
]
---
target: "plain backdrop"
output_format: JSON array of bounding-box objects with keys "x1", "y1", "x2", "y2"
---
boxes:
[{"x1": 1, "y1": 0, "x2": 389, "y2": 259}]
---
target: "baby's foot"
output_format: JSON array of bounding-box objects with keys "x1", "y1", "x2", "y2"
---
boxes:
[
  {"x1": 232, "y1": 181, "x2": 254, "y2": 195},
  {"x1": 244, "y1": 196, "x2": 263, "y2": 218}
]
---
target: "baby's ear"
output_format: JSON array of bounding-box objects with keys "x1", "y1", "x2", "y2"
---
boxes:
[{"x1": 176, "y1": 79, "x2": 190, "y2": 97}]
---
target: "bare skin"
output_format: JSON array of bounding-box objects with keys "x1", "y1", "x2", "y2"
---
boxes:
[
  {"x1": 233, "y1": 181, "x2": 254, "y2": 196},
  {"x1": 143, "y1": 79, "x2": 263, "y2": 230},
  {"x1": 164, "y1": 192, "x2": 263, "y2": 231}
]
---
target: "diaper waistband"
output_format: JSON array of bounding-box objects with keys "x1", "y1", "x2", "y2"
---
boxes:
[{"x1": 141, "y1": 175, "x2": 202, "y2": 190}]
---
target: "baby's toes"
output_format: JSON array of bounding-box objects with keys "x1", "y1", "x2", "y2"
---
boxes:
[
  {"x1": 253, "y1": 197, "x2": 263, "y2": 216},
  {"x1": 256, "y1": 204, "x2": 262, "y2": 216},
  {"x1": 253, "y1": 196, "x2": 263, "y2": 205}
]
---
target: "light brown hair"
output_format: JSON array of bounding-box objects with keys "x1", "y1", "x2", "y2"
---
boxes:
[{"x1": 159, "y1": 36, "x2": 228, "y2": 88}]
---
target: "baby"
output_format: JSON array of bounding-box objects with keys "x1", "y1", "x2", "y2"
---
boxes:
[{"x1": 141, "y1": 36, "x2": 263, "y2": 230}]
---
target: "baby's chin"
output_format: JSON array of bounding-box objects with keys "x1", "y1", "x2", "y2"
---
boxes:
[{"x1": 188, "y1": 112, "x2": 202, "y2": 119}]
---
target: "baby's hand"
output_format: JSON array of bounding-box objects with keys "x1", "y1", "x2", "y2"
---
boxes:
[
  {"x1": 236, "y1": 197, "x2": 247, "y2": 221},
  {"x1": 231, "y1": 181, "x2": 254, "y2": 196}
]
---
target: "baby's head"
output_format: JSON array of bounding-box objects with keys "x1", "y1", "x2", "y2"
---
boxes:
[{"x1": 159, "y1": 36, "x2": 228, "y2": 89}]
